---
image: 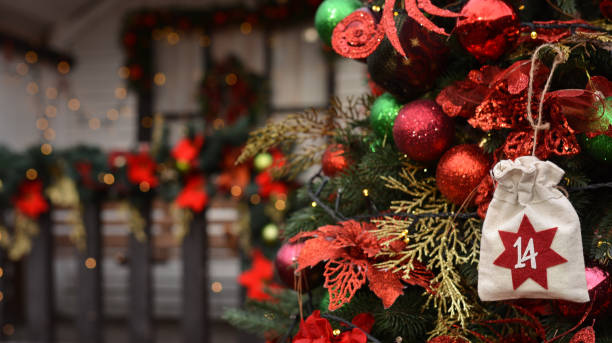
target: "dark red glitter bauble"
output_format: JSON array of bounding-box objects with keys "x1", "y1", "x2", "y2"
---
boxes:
[
  {"x1": 555, "y1": 266, "x2": 612, "y2": 318},
  {"x1": 367, "y1": 14, "x2": 448, "y2": 101},
  {"x1": 322, "y1": 144, "x2": 351, "y2": 177},
  {"x1": 393, "y1": 100, "x2": 454, "y2": 162},
  {"x1": 436, "y1": 144, "x2": 490, "y2": 205},
  {"x1": 275, "y1": 241, "x2": 323, "y2": 291},
  {"x1": 455, "y1": 0, "x2": 519, "y2": 62}
]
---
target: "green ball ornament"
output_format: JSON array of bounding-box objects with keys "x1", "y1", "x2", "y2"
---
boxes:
[
  {"x1": 370, "y1": 93, "x2": 402, "y2": 140},
  {"x1": 254, "y1": 152, "x2": 273, "y2": 171},
  {"x1": 319, "y1": 292, "x2": 330, "y2": 311},
  {"x1": 261, "y1": 223, "x2": 279, "y2": 244},
  {"x1": 314, "y1": 0, "x2": 361, "y2": 46},
  {"x1": 582, "y1": 134, "x2": 612, "y2": 163}
]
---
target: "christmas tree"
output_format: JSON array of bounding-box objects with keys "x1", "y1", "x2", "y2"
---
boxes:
[{"x1": 225, "y1": 0, "x2": 612, "y2": 342}]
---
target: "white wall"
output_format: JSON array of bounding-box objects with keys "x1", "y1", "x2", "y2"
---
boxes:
[{"x1": 0, "y1": 0, "x2": 368, "y2": 152}]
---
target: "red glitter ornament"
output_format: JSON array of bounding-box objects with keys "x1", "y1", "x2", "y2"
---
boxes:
[
  {"x1": 332, "y1": 8, "x2": 384, "y2": 59},
  {"x1": 322, "y1": 144, "x2": 351, "y2": 177},
  {"x1": 428, "y1": 336, "x2": 468, "y2": 343},
  {"x1": 555, "y1": 266, "x2": 612, "y2": 318},
  {"x1": 275, "y1": 241, "x2": 323, "y2": 291},
  {"x1": 393, "y1": 100, "x2": 454, "y2": 162},
  {"x1": 569, "y1": 326, "x2": 596, "y2": 343},
  {"x1": 455, "y1": 0, "x2": 519, "y2": 62},
  {"x1": 436, "y1": 145, "x2": 490, "y2": 205}
]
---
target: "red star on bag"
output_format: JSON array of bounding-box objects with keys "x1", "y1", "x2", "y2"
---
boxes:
[{"x1": 493, "y1": 215, "x2": 567, "y2": 290}]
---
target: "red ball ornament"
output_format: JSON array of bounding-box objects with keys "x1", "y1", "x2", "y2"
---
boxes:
[
  {"x1": 367, "y1": 14, "x2": 448, "y2": 101},
  {"x1": 322, "y1": 144, "x2": 351, "y2": 177},
  {"x1": 436, "y1": 144, "x2": 490, "y2": 205},
  {"x1": 393, "y1": 100, "x2": 454, "y2": 162},
  {"x1": 601, "y1": 0, "x2": 612, "y2": 20},
  {"x1": 275, "y1": 241, "x2": 323, "y2": 291},
  {"x1": 556, "y1": 266, "x2": 612, "y2": 318},
  {"x1": 455, "y1": 0, "x2": 519, "y2": 62}
]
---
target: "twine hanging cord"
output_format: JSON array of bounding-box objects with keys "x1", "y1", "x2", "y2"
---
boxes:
[{"x1": 526, "y1": 43, "x2": 569, "y2": 156}]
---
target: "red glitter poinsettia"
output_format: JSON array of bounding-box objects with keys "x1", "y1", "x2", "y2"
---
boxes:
[
  {"x1": 238, "y1": 249, "x2": 280, "y2": 301},
  {"x1": 291, "y1": 220, "x2": 432, "y2": 311},
  {"x1": 292, "y1": 310, "x2": 374, "y2": 343},
  {"x1": 172, "y1": 135, "x2": 204, "y2": 168},
  {"x1": 175, "y1": 174, "x2": 209, "y2": 212},
  {"x1": 14, "y1": 180, "x2": 49, "y2": 219},
  {"x1": 127, "y1": 152, "x2": 159, "y2": 188}
]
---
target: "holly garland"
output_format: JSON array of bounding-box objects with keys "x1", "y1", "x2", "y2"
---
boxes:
[{"x1": 120, "y1": 0, "x2": 322, "y2": 92}]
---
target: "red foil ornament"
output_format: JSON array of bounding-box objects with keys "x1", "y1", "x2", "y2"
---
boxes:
[
  {"x1": 556, "y1": 266, "x2": 612, "y2": 318},
  {"x1": 274, "y1": 241, "x2": 322, "y2": 291},
  {"x1": 322, "y1": 144, "x2": 351, "y2": 177},
  {"x1": 436, "y1": 144, "x2": 490, "y2": 205},
  {"x1": 393, "y1": 100, "x2": 454, "y2": 162},
  {"x1": 332, "y1": 8, "x2": 384, "y2": 59},
  {"x1": 455, "y1": 0, "x2": 519, "y2": 62}
]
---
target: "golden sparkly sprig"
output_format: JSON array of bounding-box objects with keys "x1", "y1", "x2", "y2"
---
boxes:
[
  {"x1": 121, "y1": 202, "x2": 147, "y2": 242},
  {"x1": 371, "y1": 164, "x2": 482, "y2": 337},
  {"x1": 0, "y1": 213, "x2": 40, "y2": 260},
  {"x1": 237, "y1": 96, "x2": 372, "y2": 179}
]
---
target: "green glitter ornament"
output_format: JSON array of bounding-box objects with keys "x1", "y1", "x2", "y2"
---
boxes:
[
  {"x1": 314, "y1": 0, "x2": 361, "y2": 46},
  {"x1": 370, "y1": 93, "x2": 402, "y2": 140},
  {"x1": 582, "y1": 134, "x2": 612, "y2": 163}
]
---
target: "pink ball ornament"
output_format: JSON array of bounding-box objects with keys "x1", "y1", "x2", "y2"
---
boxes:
[
  {"x1": 393, "y1": 100, "x2": 454, "y2": 162},
  {"x1": 275, "y1": 241, "x2": 323, "y2": 291}
]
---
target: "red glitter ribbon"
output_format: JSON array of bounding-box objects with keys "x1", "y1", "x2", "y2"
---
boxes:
[{"x1": 332, "y1": 10, "x2": 384, "y2": 59}]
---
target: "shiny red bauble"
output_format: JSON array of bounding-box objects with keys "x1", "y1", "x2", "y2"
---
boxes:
[
  {"x1": 275, "y1": 241, "x2": 323, "y2": 291},
  {"x1": 322, "y1": 144, "x2": 351, "y2": 177},
  {"x1": 455, "y1": 0, "x2": 519, "y2": 62},
  {"x1": 393, "y1": 100, "x2": 454, "y2": 162},
  {"x1": 436, "y1": 144, "x2": 490, "y2": 205}
]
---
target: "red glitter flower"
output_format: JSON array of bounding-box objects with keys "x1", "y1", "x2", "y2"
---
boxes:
[
  {"x1": 175, "y1": 174, "x2": 208, "y2": 212},
  {"x1": 127, "y1": 152, "x2": 159, "y2": 188},
  {"x1": 292, "y1": 310, "x2": 374, "y2": 343},
  {"x1": 14, "y1": 180, "x2": 49, "y2": 219},
  {"x1": 238, "y1": 250, "x2": 279, "y2": 301},
  {"x1": 291, "y1": 220, "x2": 432, "y2": 311},
  {"x1": 172, "y1": 135, "x2": 204, "y2": 167},
  {"x1": 437, "y1": 60, "x2": 590, "y2": 160}
]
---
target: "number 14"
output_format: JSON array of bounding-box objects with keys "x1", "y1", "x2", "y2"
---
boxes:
[{"x1": 513, "y1": 237, "x2": 538, "y2": 269}]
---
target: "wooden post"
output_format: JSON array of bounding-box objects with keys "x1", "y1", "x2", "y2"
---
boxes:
[
  {"x1": 182, "y1": 210, "x2": 209, "y2": 343},
  {"x1": 25, "y1": 211, "x2": 54, "y2": 343},
  {"x1": 129, "y1": 200, "x2": 153, "y2": 343},
  {"x1": 77, "y1": 202, "x2": 103, "y2": 343}
]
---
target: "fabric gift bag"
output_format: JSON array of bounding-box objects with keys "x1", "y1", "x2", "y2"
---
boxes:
[{"x1": 478, "y1": 156, "x2": 589, "y2": 302}]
